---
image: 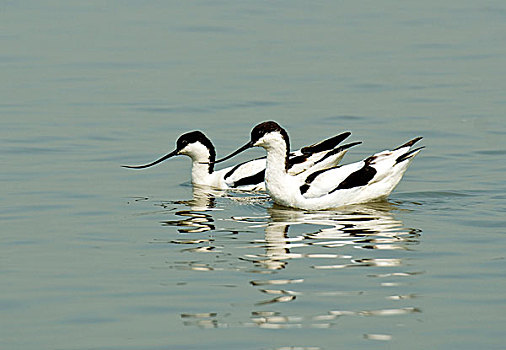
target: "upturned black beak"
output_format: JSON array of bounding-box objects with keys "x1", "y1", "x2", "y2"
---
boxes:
[
  {"x1": 214, "y1": 141, "x2": 254, "y2": 164},
  {"x1": 122, "y1": 149, "x2": 179, "y2": 169}
]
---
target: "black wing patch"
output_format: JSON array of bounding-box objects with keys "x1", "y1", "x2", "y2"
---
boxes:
[
  {"x1": 300, "y1": 132, "x2": 351, "y2": 155},
  {"x1": 396, "y1": 146, "x2": 425, "y2": 163},
  {"x1": 223, "y1": 157, "x2": 265, "y2": 180},
  {"x1": 287, "y1": 154, "x2": 309, "y2": 168},
  {"x1": 313, "y1": 141, "x2": 362, "y2": 166},
  {"x1": 328, "y1": 162, "x2": 377, "y2": 194},
  {"x1": 299, "y1": 166, "x2": 341, "y2": 195},
  {"x1": 231, "y1": 169, "x2": 265, "y2": 188},
  {"x1": 393, "y1": 137, "x2": 423, "y2": 151},
  {"x1": 289, "y1": 140, "x2": 360, "y2": 171}
]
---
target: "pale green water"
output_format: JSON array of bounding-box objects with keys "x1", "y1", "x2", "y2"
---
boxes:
[{"x1": 2, "y1": 1, "x2": 506, "y2": 349}]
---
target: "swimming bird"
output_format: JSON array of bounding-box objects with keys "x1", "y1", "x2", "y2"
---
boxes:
[
  {"x1": 123, "y1": 130, "x2": 360, "y2": 190},
  {"x1": 214, "y1": 121, "x2": 424, "y2": 210}
]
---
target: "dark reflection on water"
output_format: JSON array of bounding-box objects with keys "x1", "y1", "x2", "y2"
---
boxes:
[
  {"x1": 157, "y1": 185, "x2": 220, "y2": 234},
  {"x1": 160, "y1": 210, "x2": 216, "y2": 234},
  {"x1": 143, "y1": 187, "x2": 423, "y2": 336}
]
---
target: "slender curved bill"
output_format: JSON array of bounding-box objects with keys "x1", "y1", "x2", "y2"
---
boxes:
[
  {"x1": 122, "y1": 149, "x2": 178, "y2": 169},
  {"x1": 214, "y1": 141, "x2": 254, "y2": 164}
]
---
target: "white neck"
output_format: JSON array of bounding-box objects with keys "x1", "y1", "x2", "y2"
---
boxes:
[
  {"x1": 264, "y1": 141, "x2": 288, "y2": 180},
  {"x1": 261, "y1": 135, "x2": 293, "y2": 204},
  {"x1": 190, "y1": 159, "x2": 212, "y2": 185},
  {"x1": 180, "y1": 143, "x2": 214, "y2": 186}
]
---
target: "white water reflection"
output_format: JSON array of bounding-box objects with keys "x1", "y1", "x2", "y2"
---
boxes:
[
  {"x1": 238, "y1": 203, "x2": 421, "y2": 272},
  {"x1": 164, "y1": 189, "x2": 423, "y2": 333}
]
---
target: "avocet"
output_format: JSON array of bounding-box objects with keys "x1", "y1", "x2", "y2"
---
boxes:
[
  {"x1": 215, "y1": 121, "x2": 423, "y2": 209},
  {"x1": 123, "y1": 130, "x2": 360, "y2": 190}
]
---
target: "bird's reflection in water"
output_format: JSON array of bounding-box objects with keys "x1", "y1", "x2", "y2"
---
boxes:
[
  {"x1": 239, "y1": 202, "x2": 422, "y2": 330},
  {"x1": 239, "y1": 202, "x2": 421, "y2": 271},
  {"x1": 158, "y1": 185, "x2": 222, "y2": 234},
  {"x1": 179, "y1": 196, "x2": 423, "y2": 332},
  {"x1": 150, "y1": 185, "x2": 225, "y2": 259}
]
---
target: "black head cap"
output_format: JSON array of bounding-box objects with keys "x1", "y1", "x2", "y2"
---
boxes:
[
  {"x1": 251, "y1": 121, "x2": 290, "y2": 169},
  {"x1": 176, "y1": 131, "x2": 216, "y2": 173},
  {"x1": 251, "y1": 121, "x2": 285, "y2": 142}
]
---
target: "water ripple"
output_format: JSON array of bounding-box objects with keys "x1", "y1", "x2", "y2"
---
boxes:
[{"x1": 130, "y1": 186, "x2": 423, "y2": 335}]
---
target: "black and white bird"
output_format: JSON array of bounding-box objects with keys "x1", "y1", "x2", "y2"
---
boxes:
[
  {"x1": 123, "y1": 130, "x2": 360, "y2": 190},
  {"x1": 215, "y1": 121, "x2": 424, "y2": 209}
]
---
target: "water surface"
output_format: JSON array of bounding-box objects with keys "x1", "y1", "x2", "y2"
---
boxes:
[{"x1": 2, "y1": 1, "x2": 506, "y2": 349}]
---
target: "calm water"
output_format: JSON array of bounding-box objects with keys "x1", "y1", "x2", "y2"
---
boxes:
[{"x1": 2, "y1": 1, "x2": 506, "y2": 349}]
